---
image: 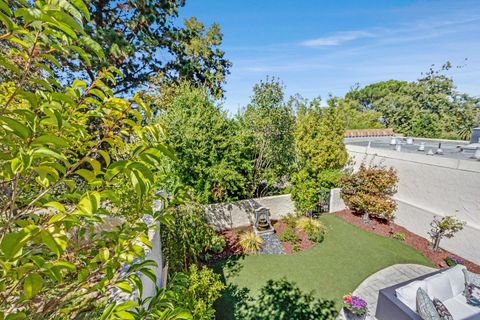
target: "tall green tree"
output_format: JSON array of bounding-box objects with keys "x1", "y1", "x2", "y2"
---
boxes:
[
  {"x1": 0, "y1": 0, "x2": 231, "y2": 96},
  {"x1": 155, "y1": 82, "x2": 250, "y2": 203},
  {"x1": 0, "y1": 1, "x2": 188, "y2": 318},
  {"x1": 291, "y1": 99, "x2": 348, "y2": 213},
  {"x1": 346, "y1": 64, "x2": 480, "y2": 139},
  {"x1": 238, "y1": 78, "x2": 295, "y2": 197}
]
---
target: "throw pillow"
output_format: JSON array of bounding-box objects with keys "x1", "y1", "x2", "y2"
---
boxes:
[
  {"x1": 466, "y1": 283, "x2": 480, "y2": 307},
  {"x1": 416, "y1": 288, "x2": 441, "y2": 320},
  {"x1": 432, "y1": 298, "x2": 453, "y2": 320},
  {"x1": 463, "y1": 269, "x2": 480, "y2": 287}
]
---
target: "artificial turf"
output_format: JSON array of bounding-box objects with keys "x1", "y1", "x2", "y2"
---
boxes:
[{"x1": 213, "y1": 214, "x2": 433, "y2": 319}]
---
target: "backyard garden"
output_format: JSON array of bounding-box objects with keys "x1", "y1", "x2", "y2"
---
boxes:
[{"x1": 1, "y1": 0, "x2": 479, "y2": 319}]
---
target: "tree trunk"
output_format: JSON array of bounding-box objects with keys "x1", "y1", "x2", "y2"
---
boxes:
[{"x1": 432, "y1": 235, "x2": 441, "y2": 251}]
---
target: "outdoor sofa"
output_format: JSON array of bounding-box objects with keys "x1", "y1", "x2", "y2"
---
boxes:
[{"x1": 376, "y1": 265, "x2": 480, "y2": 320}]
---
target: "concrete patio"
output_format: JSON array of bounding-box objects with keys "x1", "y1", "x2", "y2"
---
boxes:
[{"x1": 337, "y1": 263, "x2": 437, "y2": 319}]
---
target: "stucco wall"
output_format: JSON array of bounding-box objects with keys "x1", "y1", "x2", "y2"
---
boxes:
[
  {"x1": 205, "y1": 194, "x2": 295, "y2": 230},
  {"x1": 346, "y1": 144, "x2": 480, "y2": 264}
]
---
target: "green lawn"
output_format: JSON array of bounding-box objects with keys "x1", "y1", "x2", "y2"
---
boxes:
[{"x1": 214, "y1": 214, "x2": 433, "y2": 319}]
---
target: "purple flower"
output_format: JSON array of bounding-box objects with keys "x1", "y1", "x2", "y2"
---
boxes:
[{"x1": 350, "y1": 296, "x2": 367, "y2": 309}]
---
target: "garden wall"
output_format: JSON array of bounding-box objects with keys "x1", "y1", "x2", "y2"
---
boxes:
[
  {"x1": 346, "y1": 144, "x2": 480, "y2": 264},
  {"x1": 205, "y1": 194, "x2": 295, "y2": 230}
]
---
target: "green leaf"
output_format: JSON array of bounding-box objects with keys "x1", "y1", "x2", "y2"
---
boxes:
[
  {"x1": 98, "y1": 247, "x2": 109, "y2": 261},
  {"x1": 71, "y1": 0, "x2": 90, "y2": 20},
  {"x1": 114, "y1": 301, "x2": 138, "y2": 312},
  {"x1": 114, "y1": 280, "x2": 132, "y2": 294},
  {"x1": 0, "y1": 0, "x2": 13, "y2": 16},
  {"x1": 33, "y1": 147, "x2": 69, "y2": 165},
  {"x1": 68, "y1": 45, "x2": 91, "y2": 66},
  {"x1": 80, "y1": 36, "x2": 105, "y2": 60},
  {"x1": 23, "y1": 273, "x2": 43, "y2": 299},
  {"x1": 5, "y1": 312, "x2": 27, "y2": 320},
  {"x1": 113, "y1": 311, "x2": 134, "y2": 319},
  {"x1": 0, "y1": 11, "x2": 14, "y2": 30},
  {"x1": 97, "y1": 150, "x2": 111, "y2": 166},
  {"x1": 101, "y1": 302, "x2": 116, "y2": 320},
  {"x1": 77, "y1": 191, "x2": 100, "y2": 215},
  {"x1": 75, "y1": 168, "x2": 96, "y2": 182},
  {"x1": 32, "y1": 134, "x2": 68, "y2": 147},
  {"x1": 0, "y1": 116, "x2": 31, "y2": 139},
  {"x1": 43, "y1": 201, "x2": 66, "y2": 212},
  {"x1": 1, "y1": 231, "x2": 29, "y2": 260},
  {"x1": 53, "y1": 261, "x2": 76, "y2": 271}
]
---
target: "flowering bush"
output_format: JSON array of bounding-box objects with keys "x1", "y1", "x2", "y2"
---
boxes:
[
  {"x1": 445, "y1": 255, "x2": 465, "y2": 267},
  {"x1": 343, "y1": 294, "x2": 368, "y2": 316}
]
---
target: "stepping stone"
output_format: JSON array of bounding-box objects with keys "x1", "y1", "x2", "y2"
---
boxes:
[{"x1": 259, "y1": 233, "x2": 285, "y2": 255}]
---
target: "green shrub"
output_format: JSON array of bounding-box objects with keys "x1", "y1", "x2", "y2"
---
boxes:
[
  {"x1": 280, "y1": 227, "x2": 300, "y2": 243},
  {"x1": 297, "y1": 217, "x2": 327, "y2": 243},
  {"x1": 392, "y1": 232, "x2": 406, "y2": 241},
  {"x1": 293, "y1": 244, "x2": 302, "y2": 252},
  {"x1": 161, "y1": 203, "x2": 225, "y2": 272},
  {"x1": 239, "y1": 231, "x2": 263, "y2": 254},
  {"x1": 283, "y1": 214, "x2": 299, "y2": 229},
  {"x1": 170, "y1": 265, "x2": 225, "y2": 320}
]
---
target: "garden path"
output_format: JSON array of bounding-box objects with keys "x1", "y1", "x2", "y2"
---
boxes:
[{"x1": 337, "y1": 263, "x2": 437, "y2": 320}]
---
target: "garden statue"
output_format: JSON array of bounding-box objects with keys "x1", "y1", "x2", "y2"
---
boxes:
[{"x1": 254, "y1": 207, "x2": 274, "y2": 235}]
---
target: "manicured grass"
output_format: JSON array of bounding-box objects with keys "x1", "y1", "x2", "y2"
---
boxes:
[{"x1": 214, "y1": 214, "x2": 433, "y2": 319}]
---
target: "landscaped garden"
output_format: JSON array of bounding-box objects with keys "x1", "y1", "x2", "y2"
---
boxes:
[{"x1": 214, "y1": 214, "x2": 433, "y2": 319}]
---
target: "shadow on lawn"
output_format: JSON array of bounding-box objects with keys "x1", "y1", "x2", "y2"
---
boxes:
[{"x1": 213, "y1": 266, "x2": 337, "y2": 320}]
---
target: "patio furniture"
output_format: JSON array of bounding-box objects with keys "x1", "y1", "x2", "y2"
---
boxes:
[{"x1": 376, "y1": 265, "x2": 480, "y2": 320}]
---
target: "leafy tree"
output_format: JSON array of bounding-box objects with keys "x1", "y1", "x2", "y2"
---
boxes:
[
  {"x1": 235, "y1": 279, "x2": 337, "y2": 320},
  {"x1": 0, "y1": 1, "x2": 187, "y2": 318},
  {"x1": 0, "y1": 0, "x2": 231, "y2": 95},
  {"x1": 330, "y1": 97, "x2": 384, "y2": 130},
  {"x1": 160, "y1": 203, "x2": 225, "y2": 272},
  {"x1": 341, "y1": 164, "x2": 398, "y2": 222},
  {"x1": 155, "y1": 82, "x2": 251, "y2": 203},
  {"x1": 238, "y1": 78, "x2": 295, "y2": 197},
  {"x1": 346, "y1": 64, "x2": 480, "y2": 139},
  {"x1": 170, "y1": 265, "x2": 225, "y2": 320},
  {"x1": 428, "y1": 216, "x2": 466, "y2": 251},
  {"x1": 291, "y1": 99, "x2": 347, "y2": 213}
]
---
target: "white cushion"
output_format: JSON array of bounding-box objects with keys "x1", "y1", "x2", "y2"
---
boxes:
[
  {"x1": 443, "y1": 294, "x2": 480, "y2": 320},
  {"x1": 442, "y1": 265, "x2": 467, "y2": 296},
  {"x1": 396, "y1": 280, "x2": 426, "y2": 311},
  {"x1": 425, "y1": 273, "x2": 454, "y2": 301}
]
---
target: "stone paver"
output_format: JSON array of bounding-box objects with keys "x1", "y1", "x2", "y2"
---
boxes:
[
  {"x1": 337, "y1": 264, "x2": 436, "y2": 319},
  {"x1": 259, "y1": 233, "x2": 285, "y2": 254}
]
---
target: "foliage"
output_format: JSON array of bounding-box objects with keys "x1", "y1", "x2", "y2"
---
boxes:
[
  {"x1": 331, "y1": 97, "x2": 384, "y2": 130},
  {"x1": 444, "y1": 255, "x2": 464, "y2": 267},
  {"x1": 238, "y1": 231, "x2": 263, "y2": 254},
  {"x1": 161, "y1": 203, "x2": 225, "y2": 272},
  {"x1": 0, "y1": 1, "x2": 186, "y2": 318},
  {"x1": 345, "y1": 64, "x2": 480, "y2": 139},
  {"x1": 170, "y1": 265, "x2": 225, "y2": 320},
  {"x1": 279, "y1": 226, "x2": 300, "y2": 244},
  {"x1": 341, "y1": 164, "x2": 398, "y2": 222},
  {"x1": 297, "y1": 217, "x2": 327, "y2": 243},
  {"x1": 428, "y1": 216, "x2": 466, "y2": 251},
  {"x1": 392, "y1": 232, "x2": 406, "y2": 241},
  {"x1": 283, "y1": 213, "x2": 299, "y2": 229},
  {"x1": 49, "y1": 0, "x2": 231, "y2": 95},
  {"x1": 237, "y1": 77, "x2": 295, "y2": 197},
  {"x1": 154, "y1": 82, "x2": 251, "y2": 203},
  {"x1": 342, "y1": 294, "x2": 368, "y2": 316},
  {"x1": 291, "y1": 100, "x2": 347, "y2": 213},
  {"x1": 235, "y1": 279, "x2": 337, "y2": 320}
]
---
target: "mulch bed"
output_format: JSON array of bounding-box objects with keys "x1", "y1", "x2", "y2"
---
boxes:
[
  {"x1": 335, "y1": 209, "x2": 480, "y2": 273},
  {"x1": 272, "y1": 220, "x2": 315, "y2": 254}
]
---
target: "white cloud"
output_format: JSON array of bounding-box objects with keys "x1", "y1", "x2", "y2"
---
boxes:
[{"x1": 300, "y1": 30, "x2": 374, "y2": 47}]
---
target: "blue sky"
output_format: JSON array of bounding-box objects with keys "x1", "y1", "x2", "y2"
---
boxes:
[{"x1": 179, "y1": 0, "x2": 480, "y2": 113}]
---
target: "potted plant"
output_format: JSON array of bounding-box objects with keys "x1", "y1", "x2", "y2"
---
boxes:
[{"x1": 343, "y1": 293, "x2": 368, "y2": 320}]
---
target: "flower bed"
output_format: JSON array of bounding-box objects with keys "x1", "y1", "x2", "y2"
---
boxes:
[
  {"x1": 273, "y1": 219, "x2": 315, "y2": 254},
  {"x1": 335, "y1": 209, "x2": 480, "y2": 273}
]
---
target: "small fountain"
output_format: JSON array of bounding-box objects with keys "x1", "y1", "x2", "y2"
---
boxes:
[{"x1": 253, "y1": 207, "x2": 274, "y2": 235}]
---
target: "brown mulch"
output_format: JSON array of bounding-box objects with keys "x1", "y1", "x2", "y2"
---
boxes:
[
  {"x1": 273, "y1": 220, "x2": 315, "y2": 254},
  {"x1": 335, "y1": 209, "x2": 480, "y2": 273}
]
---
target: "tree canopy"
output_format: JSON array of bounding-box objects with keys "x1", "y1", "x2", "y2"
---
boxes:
[{"x1": 345, "y1": 64, "x2": 480, "y2": 139}]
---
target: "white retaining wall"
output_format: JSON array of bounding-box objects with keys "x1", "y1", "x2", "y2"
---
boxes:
[
  {"x1": 205, "y1": 194, "x2": 295, "y2": 230},
  {"x1": 346, "y1": 144, "x2": 480, "y2": 264}
]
